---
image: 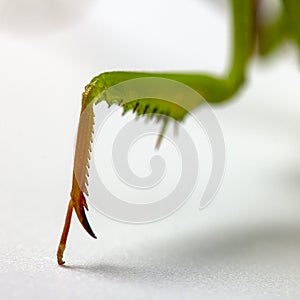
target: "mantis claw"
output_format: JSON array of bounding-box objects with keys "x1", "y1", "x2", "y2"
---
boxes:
[
  {"x1": 57, "y1": 102, "x2": 96, "y2": 265},
  {"x1": 80, "y1": 207, "x2": 97, "y2": 239},
  {"x1": 57, "y1": 183, "x2": 97, "y2": 266},
  {"x1": 72, "y1": 190, "x2": 97, "y2": 239}
]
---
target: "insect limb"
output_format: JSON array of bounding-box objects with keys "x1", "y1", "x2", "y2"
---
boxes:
[
  {"x1": 57, "y1": 199, "x2": 73, "y2": 265},
  {"x1": 282, "y1": 0, "x2": 300, "y2": 49},
  {"x1": 57, "y1": 0, "x2": 257, "y2": 265},
  {"x1": 57, "y1": 103, "x2": 97, "y2": 265}
]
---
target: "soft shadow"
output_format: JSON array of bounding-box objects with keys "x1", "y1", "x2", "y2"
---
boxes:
[{"x1": 65, "y1": 223, "x2": 300, "y2": 287}]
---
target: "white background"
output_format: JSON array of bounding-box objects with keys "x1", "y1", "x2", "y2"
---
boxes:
[{"x1": 1, "y1": 0, "x2": 300, "y2": 299}]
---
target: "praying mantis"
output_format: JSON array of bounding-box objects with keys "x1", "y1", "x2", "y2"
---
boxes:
[{"x1": 57, "y1": 0, "x2": 300, "y2": 265}]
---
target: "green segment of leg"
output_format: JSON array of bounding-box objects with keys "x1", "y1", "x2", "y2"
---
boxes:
[
  {"x1": 282, "y1": 0, "x2": 300, "y2": 49},
  {"x1": 83, "y1": 0, "x2": 255, "y2": 120},
  {"x1": 257, "y1": 0, "x2": 300, "y2": 56},
  {"x1": 257, "y1": 7, "x2": 288, "y2": 56}
]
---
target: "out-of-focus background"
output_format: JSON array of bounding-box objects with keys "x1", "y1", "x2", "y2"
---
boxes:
[{"x1": 1, "y1": 0, "x2": 300, "y2": 299}]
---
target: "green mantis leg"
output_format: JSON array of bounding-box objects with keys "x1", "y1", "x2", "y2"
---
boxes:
[{"x1": 84, "y1": 0, "x2": 257, "y2": 107}]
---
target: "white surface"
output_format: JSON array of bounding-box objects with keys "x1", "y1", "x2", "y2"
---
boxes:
[{"x1": 1, "y1": 0, "x2": 300, "y2": 299}]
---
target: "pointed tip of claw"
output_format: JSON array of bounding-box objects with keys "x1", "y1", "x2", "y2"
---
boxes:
[
  {"x1": 81, "y1": 207, "x2": 97, "y2": 239},
  {"x1": 71, "y1": 184, "x2": 97, "y2": 239}
]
